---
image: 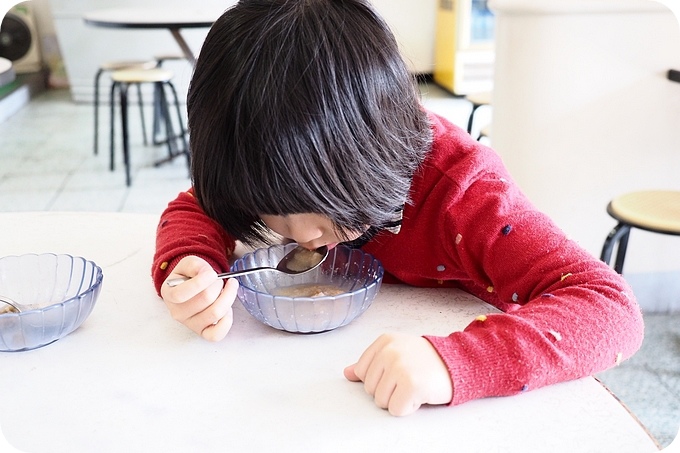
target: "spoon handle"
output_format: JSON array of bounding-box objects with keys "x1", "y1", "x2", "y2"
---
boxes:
[{"x1": 165, "y1": 266, "x2": 276, "y2": 287}]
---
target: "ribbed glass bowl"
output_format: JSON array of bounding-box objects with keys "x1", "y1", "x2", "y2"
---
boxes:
[
  {"x1": 0, "y1": 253, "x2": 103, "y2": 352},
  {"x1": 232, "y1": 244, "x2": 383, "y2": 333}
]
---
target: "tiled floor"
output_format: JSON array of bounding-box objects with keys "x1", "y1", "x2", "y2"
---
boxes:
[{"x1": 0, "y1": 84, "x2": 678, "y2": 448}]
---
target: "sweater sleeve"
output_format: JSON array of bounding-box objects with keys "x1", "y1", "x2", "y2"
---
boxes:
[
  {"x1": 423, "y1": 169, "x2": 644, "y2": 406},
  {"x1": 151, "y1": 188, "x2": 237, "y2": 295}
]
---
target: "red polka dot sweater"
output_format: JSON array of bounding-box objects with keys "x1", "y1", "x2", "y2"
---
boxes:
[{"x1": 152, "y1": 112, "x2": 644, "y2": 406}]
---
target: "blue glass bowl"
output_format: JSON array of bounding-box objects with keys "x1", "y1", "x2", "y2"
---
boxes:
[
  {"x1": 232, "y1": 244, "x2": 383, "y2": 333},
  {"x1": 0, "y1": 254, "x2": 103, "y2": 352}
]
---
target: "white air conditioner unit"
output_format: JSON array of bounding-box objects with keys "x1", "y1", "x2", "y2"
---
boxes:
[{"x1": 0, "y1": 1, "x2": 42, "y2": 74}]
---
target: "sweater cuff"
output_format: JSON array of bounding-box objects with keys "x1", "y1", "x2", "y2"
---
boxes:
[{"x1": 424, "y1": 327, "x2": 528, "y2": 406}]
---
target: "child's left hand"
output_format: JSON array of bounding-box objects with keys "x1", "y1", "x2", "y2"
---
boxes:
[{"x1": 343, "y1": 333, "x2": 453, "y2": 416}]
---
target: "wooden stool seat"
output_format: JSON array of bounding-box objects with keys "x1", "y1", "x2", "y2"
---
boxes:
[
  {"x1": 601, "y1": 190, "x2": 680, "y2": 273},
  {"x1": 111, "y1": 68, "x2": 174, "y2": 84},
  {"x1": 99, "y1": 60, "x2": 156, "y2": 72},
  {"x1": 608, "y1": 191, "x2": 680, "y2": 234}
]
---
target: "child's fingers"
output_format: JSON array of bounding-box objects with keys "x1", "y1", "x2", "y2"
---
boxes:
[
  {"x1": 163, "y1": 267, "x2": 218, "y2": 304},
  {"x1": 200, "y1": 310, "x2": 234, "y2": 342},
  {"x1": 343, "y1": 364, "x2": 361, "y2": 382},
  {"x1": 372, "y1": 373, "x2": 397, "y2": 410},
  {"x1": 196, "y1": 278, "x2": 239, "y2": 342},
  {"x1": 347, "y1": 334, "x2": 385, "y2": 381}
]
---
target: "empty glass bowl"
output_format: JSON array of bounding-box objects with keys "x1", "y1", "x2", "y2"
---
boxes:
[
  {"x1": 0, "y1": 253, "x2": 103, "y2": 352},
  {"x1": 232, "y1": 244, "x2": 383, "y2": 333}
]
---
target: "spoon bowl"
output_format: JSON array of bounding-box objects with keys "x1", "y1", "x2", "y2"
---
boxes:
[
  {"x1": 166, "y1": 245, "x2": 329, "y2": 287},
  {"x1": 0, "y1": 296, "x2": 40, "y2": 315}
]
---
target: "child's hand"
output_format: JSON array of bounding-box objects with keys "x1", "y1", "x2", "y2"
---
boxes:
[
  {"x1": 160, "y1": 256, "x2": 239, "y2": 341},
  {"x1": 343, "y1": 333, "x2": 453, "y2": 416}
]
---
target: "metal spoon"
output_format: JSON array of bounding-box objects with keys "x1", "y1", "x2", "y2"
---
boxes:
[{"x1": 165, "y1": 245, "x2": 329, "y2": 287}]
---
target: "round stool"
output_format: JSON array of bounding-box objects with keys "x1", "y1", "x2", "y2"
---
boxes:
[
  {"x1": 110, "y1": 68, "x2": 189, "y2": 186},
  {"x1": 93, "y1": 60, "x2": 156, "y2": 156},
  {"x1": 465, "y1": 91, "x2": 492, "y2": 135},
  {"x1": 600, "y1": 190, "x2": 680, "y2": 273}
]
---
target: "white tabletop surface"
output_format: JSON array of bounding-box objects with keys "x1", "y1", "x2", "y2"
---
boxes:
[{"x1": 0, "y1": 212, "x2": 659, "y2": 453}]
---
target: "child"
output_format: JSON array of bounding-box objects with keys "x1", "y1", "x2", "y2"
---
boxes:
[{"x1": 152, "y1": 0, "x2": 644, "y2": 416}]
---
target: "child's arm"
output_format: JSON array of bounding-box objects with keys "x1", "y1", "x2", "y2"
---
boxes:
[
  {"x1": 152, "y1": 189, "x2": 236, "y2": 293},
  {"x1": 345, "y1": 119, "x2": 643, "y2": 411},
  {"x1": 425, "y1": 174, "x2": 645, "y2": 406},
  {"x1": 152, "y1": 189, "x2": 239, "y2": 340}
]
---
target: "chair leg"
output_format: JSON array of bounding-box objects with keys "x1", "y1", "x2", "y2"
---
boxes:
[
  {"x1": 109, "y1": 82, "x2": 117, "y2": 171},
  {"x1": 160, "y1": 83, "x2": 178, "y2": 158},
  {"x1": 600, "y1": 222, "x2": 632, "y2": 274},
  {"x1": 166, "y1": 80, "x2": 190, "y2": 170},
  {"x1": 613, "y1": 228, "x2": 631, "y2": 274},
  {"x1": 93, "y1": 68, "x2": 104, "y2": 156},
  {"x1": 136, "y1": 83, "x2": 148, "y2": 146},
  {"x1": 119, "y1": 82, "x2": 132, "y2": 187},
  {"x1": 152, "y1": 82, "x2": 163, "y2": 145},
  {"x1": 466, "y1": 103, "x2": 481, "y2": 134}
]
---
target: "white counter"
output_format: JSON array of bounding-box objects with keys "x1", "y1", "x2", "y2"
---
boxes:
[{"x1": 0, "y1": 212, "x2": 659, "y2": 452}]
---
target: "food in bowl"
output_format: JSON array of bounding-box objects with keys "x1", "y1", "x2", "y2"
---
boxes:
[
  {"x1": 232, "y1": 244, "x2": 383, "y2": 333},
  {"x1": 271, "y1": 283, "x2": 346, "y2": 298}
]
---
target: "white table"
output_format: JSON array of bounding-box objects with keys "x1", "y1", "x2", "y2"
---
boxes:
[
  {"x1": 0, "y1": 212, "x2": 659, "y2": 452},
  {"x1": 84, "y1": 8, "x2": 223, "y2": 65}
]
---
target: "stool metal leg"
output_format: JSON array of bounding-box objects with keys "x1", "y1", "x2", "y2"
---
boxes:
[
  {"x1": 466, "y1": 103, "x2": 481, "y2": 134},
  {"x1": 151, "y1": 81, "x2": 190, "y2": 169},
  {"x1": 600, "y1": 222, "x2": 632, "y2": 274},
  {"x1": 119, "y1": 82, "x2": 132, "y2": 187},
  {"x1": 93, "y1": 68, "x2": 104, "y2": 156},
  {"x1": 152, "y1": 82, "x2": 164, "y2": 145},
  {"x1": 109, "y1": 82, "x2": 117, "y2": 171},
  {"x1": 160, "y1": 83, "x2": 177, "y2": 158},
  {"x1": 136, "y1": 83, "x2": 148, "y2": 146},
  {"x1": 613, "y1": 227, "x2": 631, "y2": 274},
  {"x1": 167, "y1": 80, "x2": 190, "y2": 169}
]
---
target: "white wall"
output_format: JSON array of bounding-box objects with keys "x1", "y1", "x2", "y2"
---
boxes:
[{"x1": 42, "y1": 0, "x2": 437, "y2": 103}]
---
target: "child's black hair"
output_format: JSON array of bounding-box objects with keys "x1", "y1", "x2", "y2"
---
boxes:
[{"x1": 188, "y1": 0, "x2": 432, "y2": 246}]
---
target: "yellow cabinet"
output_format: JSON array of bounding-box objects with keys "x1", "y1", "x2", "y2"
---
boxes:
[{"x1": 434, "y1": 0, "x2": 495, "y2": 95}]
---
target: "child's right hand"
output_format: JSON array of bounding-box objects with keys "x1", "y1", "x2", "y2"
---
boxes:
[{"x1": 159, "y1": 255, "x2": 239, "y2": 342}]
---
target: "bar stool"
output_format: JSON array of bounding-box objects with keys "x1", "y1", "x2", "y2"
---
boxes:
[
  {"x1": 110, "y1": 68, "x2": 189, "y2": 186},
  {"x1": 465, "y1": 91, "x2": 492, "y2": 135},
  {"x1": 600, "y1": 190, "x2": 680, "y2": 273},
  {"x1": 93, "y1": 60, "x2": 157, "y2": 156}
]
